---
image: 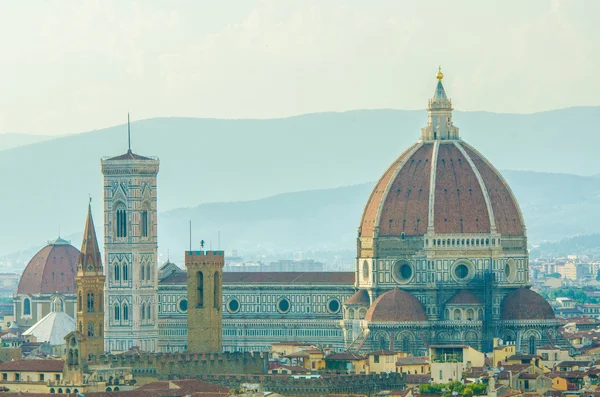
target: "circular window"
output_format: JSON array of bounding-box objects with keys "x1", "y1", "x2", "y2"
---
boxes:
[
  {"x1": 178, "y1": 298, "x2": 188, "y2": 313},
  {"x1": 392, "y1": 260, "x2": 414, "y2": 284},
  {"x1": 505, "y1": 259, "x2": 517, "y2": 283},
  {"x1": 227, "y1": 298, "x2": 240, "y2": 314},
  {"x1": 277, "y1": 298, "x2": 290, "y2": 314},
  {"x1": 451, "y1": 260, "x2": 474, "y2": 283},
  {"x1": 327, "y1": 298, "x2": 341, "y2": 314}
]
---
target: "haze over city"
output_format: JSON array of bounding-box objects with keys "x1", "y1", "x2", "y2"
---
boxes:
[
  {"x1": 0, "y1": 0, "x2": 598, "y2": 136},
  {"x1": 2, "y1": 3, "x2": 600, "y2": 396}
]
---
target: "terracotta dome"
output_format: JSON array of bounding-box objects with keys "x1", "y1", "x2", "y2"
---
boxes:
[
  {"x1": 345, "y1": 289, "x2": 370, "y2": 306},
  {"x1": 17, "y1": 238, "x2": 79, "y2": 295},
  {"x1": 446, "y1": 290, "x2": 481, "y2": 305},
  {"x1": 359, "y1": 140, "x2": 525, "y2": 238},
  {"x1": 501, "y1": 288, "x2": 555, "y2": 321},
  {"x1": 364, "y1": 288, "x2": 427, "y2": 322}
]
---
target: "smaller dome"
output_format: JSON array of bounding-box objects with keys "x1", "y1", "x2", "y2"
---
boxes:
[
  {"x1": 17, "y1": 240, "x2": 79, "y2": 295},
  {"x1": 501, "y1": 288, "x2": 555, "y2": 321},
  {"x1": 446, "y1": 290, "x2": 481, "y2": 305},
  {"x1": 345, "y1": 290, "x2": 370, "y2": 306},
  {"x1": 365, "y1": 289, "x2": 427, "y2": 322}
]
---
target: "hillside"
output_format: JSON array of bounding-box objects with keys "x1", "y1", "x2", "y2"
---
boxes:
[
  {"x1": 0, "y1": 107, "x2": 599, "y2": 255},
  {"x1": 0, "y1": 133, "x2": 59, "y2": 151}
]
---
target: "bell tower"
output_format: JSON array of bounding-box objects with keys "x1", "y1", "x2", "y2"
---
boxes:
[
  {"x1": 75, "y1": 201, "x2": 105, "y2": 357},
  {"x1": 185, "y1": 250, "x2": 224, "y2": 352},
  {"x1": 64, "y1": 201, "x2": 105, "y2": 385}
]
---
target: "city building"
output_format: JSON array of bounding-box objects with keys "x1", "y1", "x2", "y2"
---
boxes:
[
  {"x1": 340, "y1": 70, "x2": 563, "y2": 355},
  {"x1": 13, "y1": 238, "x2": 79, "y2": 327},
  {"x1": 101, "y1": 142, "x2": 160, "y2": 353}
]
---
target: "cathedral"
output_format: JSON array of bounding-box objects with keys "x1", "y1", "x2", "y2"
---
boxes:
[{"x1": 14, "y1": 70, "x2": 562, "y2": 357}]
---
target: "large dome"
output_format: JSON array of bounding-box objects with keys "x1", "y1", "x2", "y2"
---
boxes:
[
  {"x1": 364, "y1": 289, "x2": 427, "y2": 322},
  {"x1": 17, "y1": 238, "x2": 79, "y2": 295},
  {"x1": 360, "y1": 141, "x2": 524, "y2": 238},
  {"x1": 501, "y1": 288, "x2": 555, "y2": 321},
  {"x1": 359, "y1": 73, "x2": 524, "y2": 240}
]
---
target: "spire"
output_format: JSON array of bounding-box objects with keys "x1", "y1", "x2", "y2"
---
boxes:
[
  {"x1": 79, "y1": 199, "x2": 103, "y2": 273},
  {"x1": 421, "y1": 67, "x2": 459, "y2": 141},
  {"x1": 127, "y1": 112, "x2": 131, "y2": 153}
]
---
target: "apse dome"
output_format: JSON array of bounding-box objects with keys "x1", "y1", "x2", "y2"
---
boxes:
[
  {"x1": 501, "y1": 288, "x2": 555, "y2": 321},
  {"x1": 364, "y1": 288, "x2": 427, "y2": 322},
  {"x1": 17, "y1": 237, "x2": 79, "y2": 295}
]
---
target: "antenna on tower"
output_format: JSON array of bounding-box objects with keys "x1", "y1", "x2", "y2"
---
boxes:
[{"x1": 127, "y1": 113, "x2": 131, "y2": 152}]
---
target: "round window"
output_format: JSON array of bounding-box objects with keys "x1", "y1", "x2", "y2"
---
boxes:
[
  {"x1": 277, "y1": 298, "x2": 290, "y2": 314},
  {"x1": 391, "y1": 260, "x2": 414, "y2": 284},
  {"x1": 454, "y1": 264, "x2": 469, "y2": 279},
  {"x1": 327, "y1": 298, "x2": 341, "y2": 314},
  {"x1": 178, "y1": 298, "x2": 188, "y2": 313},
  {"x1": 227, "y1": 298, "x2": 240, "y2": 314},
  {"x1": 505, "y1": 259, "x2": 517, "y2": 283},
  {"x1": 451, "y1": 260, "x2": 474, "y2": 283}
]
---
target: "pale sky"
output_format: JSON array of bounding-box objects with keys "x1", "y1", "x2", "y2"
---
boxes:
[{"x1": 0, "y1": 0, "x2": 598, "y2": 136}]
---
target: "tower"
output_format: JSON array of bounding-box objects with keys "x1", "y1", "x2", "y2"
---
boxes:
[
  {"x1": 64, "y1": 202, "x2": 105, "y2": 384},
  {"x1": 101, "y1": 124, "x2": 160, "y2": 352},
  {"x1": 185, "y1": 250, "x2": 224, "y2": 352},
  {"x1": 76, "y1": 201, "x2": 105, "y2": 355}
]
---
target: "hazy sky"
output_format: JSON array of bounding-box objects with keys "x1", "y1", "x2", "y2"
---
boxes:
[{"x1": 0, "y1": 0, "x2": 598, "y2": 136}]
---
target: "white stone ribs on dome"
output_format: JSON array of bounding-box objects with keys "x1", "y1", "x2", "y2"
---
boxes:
[
  {"x1": 373, "y1": 141, "x2": 424, "y2": 235},
  {"x1": 461, "y1": 142, "x2": 527, "y2": 237},
  {"x1": 454, "y1": 141, "x2": 497, "y2": 234},
  {"x1": 426, "y1": 141, "x2": 439, "y2": 233}
]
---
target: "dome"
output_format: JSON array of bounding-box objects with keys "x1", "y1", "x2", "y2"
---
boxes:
[
  {"x1": 359, "y1": 72, "x2": 524, "y2": 240},
  {"x1": 446, "y1": 290, "x2": 481, "y2": 305},
  {"x1": 17, "y1": 239, "x2": 79, "y2": 295},
  {"x1": 501, "y1": 288, "x2": 555, "y2": 321},
  {"x1": 360, "y1": 141, "x2": 524, "y2": 238},
  {"x1": 364, "y1": 289, "x2": 427, "y2": 322},
  {"x1": 345, "y1": 289, "x2": 370, "y2": 306}
]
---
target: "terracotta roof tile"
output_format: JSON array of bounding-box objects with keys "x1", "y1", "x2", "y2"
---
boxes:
[
  {"x1": 501, "y1": 288, "x2": 555, "y2": 320},
  {"x1": 222, "y1": 272, "x2": 354, "y2": 284},
  {"x1": 446, "y1": 290, "x2": 481, "y2": 305},
  {"x1": 0, "y1": 359, "x2": 64, "y2": 372},
  {"x1": 345, "y1": 289, "x2": 370, "y2": 306},
  {"x1": 17, "y1": 244, "x2": 79, "y2": 294},
  {"x1": 364, "y1": 289, "x2": 427, "y2": 322}
]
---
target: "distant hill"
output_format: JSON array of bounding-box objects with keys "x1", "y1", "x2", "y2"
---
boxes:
[
  {"x1": 157, "y1": 170, "x2": 600, "y2": 262},
  {"x1": 0, "y1": 107, "x2": 599, "y2": 256},
  {"x1": 0, "y1": 133, "x2": 59, "y2": 151}
]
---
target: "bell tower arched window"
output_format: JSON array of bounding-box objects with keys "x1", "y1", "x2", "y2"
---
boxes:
[
  {"x1": 122, "y1": 264, "x2": 128, "y2": 281},
  {"x1": 116, "y1": 204, "x2": 127, "y2": 238},
  {"x1": 87, "y1": 293, "x2": 94, "y2": 312},
  {"x1": 122, "y1": 303, "x2": 129, "y2": 321},
  {"x1": 214, "y1": 272, "x2": 220, "y2": 309},
  {"x1": 114, "y1": 264, "x2": 120, "y2": 281},
  {"x1": 114, "y1": 304, "x2": 120, "y2": 321},
  {"x1": 141, "y1": 209, "x2": 149, "y2": 238},
  {"x1": 197, "y1": 272, "x2": 204, "y2": 307}
]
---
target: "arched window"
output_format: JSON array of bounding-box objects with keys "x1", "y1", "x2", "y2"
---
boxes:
[
  {"x1": 214, "y1": 272, "x2": 220, "y2": 309},
  {"x1": 87, "y1": 293, "x2": 94, "y2": 312},
  {"x1": 402, "y1": 337, "x2": 410, "y2": 353},
  {"x1": 453, "y1": 308, "x2": 462, "y2": 320},
  {"x1": 79, "y1": 321, "x2": 83, "y2": 332},
  {"x1": 141, "y1": 303, "x2": 146, "y2": 320},
  {"x1": 87, "y1": 322, "x2": 94, "y2": 337},
  {"x1": 141, "y1": 209, "x2": 149, "y2": 238},
  {"x1": 114, "y1": 304, "x2": 120, "y2": 321},
  {"x1": 146, "y1": 304, "x2": 151, "y2": 320},
  {"x1": 529, "y1": 335, "x2": 536, "y2": 355},
  {"x1": 116, "y1": 204, "x2": 127, "y2": 238},
  {"x1": 122, "y1": 264, "x2": 128, "y2": 281},
  {"x1": 197, "y1": 272, "x2": 204, "y2": 307},
  {"x1": 362, "y1": 261, "x2": 369, "y2": 280},
  {"x1": 466, "y1": 308, "x2": 474, "y2": 321},
  {"x1": 78, "y1": 293, "x2": 82, "y2": 312},
  {"x1": 23, "y1": 298, "x2": 31, "y2": 315},
  {"x1": 146, "y1": 264, "x2": 151, "y2": 281},
  {"x1": 123, "y1": 303, "x2": 129, "y2": 321},
  {"x1": 114, "y1": 264, "x2": 120, "y2": 281}
]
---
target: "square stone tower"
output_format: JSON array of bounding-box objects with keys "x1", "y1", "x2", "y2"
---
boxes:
[
  {"x1": 101, "y1": 150, "x2": 160, "y2": 352},
  {"x1": 185, "y1": 250, "x2": 224, "y2": 353}
]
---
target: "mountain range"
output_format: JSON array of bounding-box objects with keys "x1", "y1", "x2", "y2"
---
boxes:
[{"x1": 0, "y1": 107, "x2": 599, "y2": 258}]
